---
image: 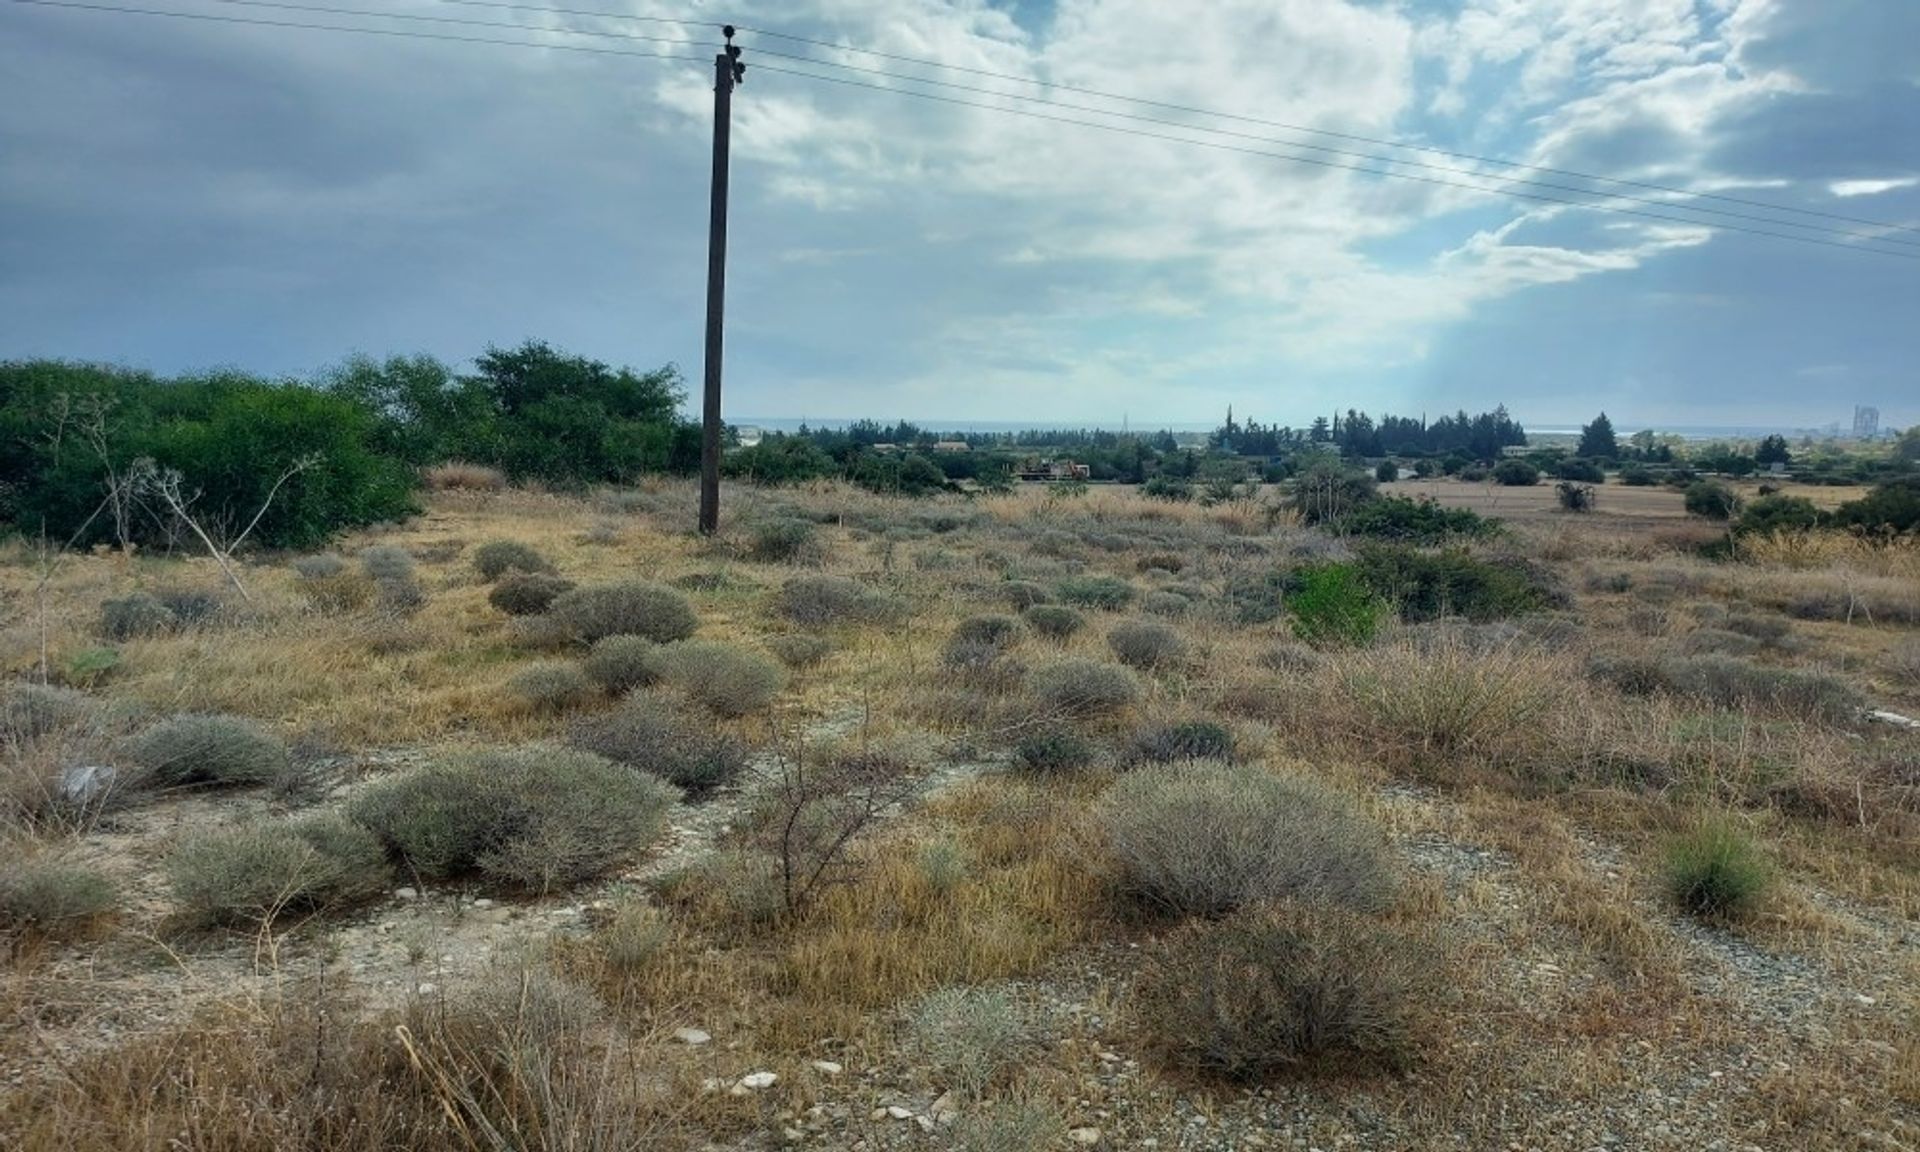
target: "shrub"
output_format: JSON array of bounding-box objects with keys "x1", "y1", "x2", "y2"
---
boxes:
[
  {"x1": 123, "y1": 714, "x2": 288, "y2": 787},
  {"x1": 1013, "y1": 723, "x2": 1097, "y2": 775},
  {"x1": 954, "y1": 614, "x2": 1024, "y2": 649},
  {"x1": 1491, "y1": 459, "x2": 1539, "y2": 486},
  {"x1": 581, "y1": 635, "x2": 658, "y2": 694},
  {"x1": 473, "y1": 540, "x2": 553, "y2": 581},
  {"x1": 567, "y1": 693, "x2": 748, "y2": 796},
  {"x1": 1000, "y1": 580, "x2": 1052, "y2": 610},
  {"x1": 358, "y1": 545, "x2": 416, "y2": 581},
  {"x1": 423, "y1": 460, "x2": 508, "y2": 491},
  {"x1": 1290, "y1": 462, "x2": 1378, "y2": 525},
  {"x1": 1597, "y1": 654, "x2": 1862, "y2": 723},
  {"x1": 1023, "y1": 604, "x2": 1085, "y2": 640},
  {"x1": 489, "y1": 571, "x2": 576, "y2": 616},
  {"x1": 1684, "y1": 481, "x2": 1739, "y2": 521},
  {"x1": 297, "y1": 571, "x2": 375, "y2": 613},
  {"x1": 154, "y1": 588, "x2": 224, "y2": 625},
  {"x1": 1056, "y1": 574, "x2": 1135, "y2": 610},
  {"x1": 1353, "y1": 544, "x2": 1559, "y2": 623},
  {"x1": 1, "y1": 683, "x2": 90, "y2": 743},
  {"x1": 643, "y1": 640, "x2": 785, "y2": 717},
  {"x1": 1032, "y1": 658, "x2": 1141, "y2": 718},
  {"x1": 1142, "y1": 591, "x2": 1193, "y2": 617},
  {"x1": 99, "y1": 593, "x2": 178, "y2": 641},
  {"x1": 746, "y1": 518, "x2": 819, "y2": 563},
  {"x1": 1106, "y1": 619, "x2": 1187, "y2": 671},
  {"x1": 600, "y1": 902, "x2": 671, "y2": 974},
  {"x1": 1555, "y1": 482, "x2": 1595, "y2": 512},
  {"x1": 1832, "y1": 477, "x2": 1920, "y2": 534},
  {"x1": 167, "y1": 812, "x2": 389, "y2": 927},
  {"x1": 1554, "y1": 458, "x2": 1605, "y2": 483},
  {"x1": 767, "y1": 633, "x2": 833, "y2": 669},
  {"x1": 509, "y1": 661, "x2": 595, "y2": 712},
  {"x1": 943, "y1": 639, "x2": 1028, "y2": 695},
  {"x1": 1329, "y1": 636, "x2": 1565, "y2": 769},
  {"x1": 1663, "y1": 819, "x2": 1771, "y2": 922},
  {"x1": 290, "y1": 553, "x2": 347, "y2": 579},
  {"x1": 776, "y1": 575, "x2": 903, "y2": 626},
  {"x1": 1374, "y1": 460, "x2": 1398, "y2": 483},
  {"x1": 1457, "y1": 464, "x2": 1489, "y2": 482},
  {"x1": 1132, "y1": 903, "x2": 1423, "y2": 1080},
  {"x1": 909, "y1": 986, "x2": 1027, "y2": 1096},
  {"x1": 950, "y1": 1098, "x2": 1061, "y2": 1152},
  {"x1": 1284, "y1": 562, "x2": 1384, "y2": 648},
  {"x1": 350, "y1": 746, "x2": 678, "y2": 890},
  {"x1": 1619, "y1": 465, "x2": 1656, "y2": 486},
  {"x1": 1337, "y1": 496, "x2": 1494, "y2": 544},
  {"x1": 1258, "y1": 642, "x2": 1324, "y2": 673},
  {"x1": 1097, "y1": 760, "x2": 1394, "y2": 917},
  {"x1": 1129, "y1": 719, "x2": 1234, "y2": 765},
  {"x1": 547, "y1": 581, "x2": 698, "y2": 644},
  {"x1": 0, "y1": 856, "x2": 115, "y2": 934},
  {"x1": 1734, "y1": 495, "x2": 1821, "y2": 537},
  {"x1": 58, "y1": 646, "x2": 121, "y2": 688},
  {"x1": 372, "y1": 574, "x2": 427, "y2": 617},
  {"x1": 1142, "y1": 475, "x2": 1193, "y2": 502}
]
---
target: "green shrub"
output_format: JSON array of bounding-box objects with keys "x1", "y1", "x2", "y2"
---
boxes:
[
  {"x1": 1013, "y1": 723, "x2": 1097, "y2": 775},
  {"x1": 1336, "y1": 496, "x2": 1495, "y2": 544},
  {"x1": 1133, "y1": 903, "x2": 1424, "y2": 1080},
  {"x1": 1619, "y1": 465, "x2": 1656, "y2": 486},
  {"x1": 1554, "y1": 458, "x2": 1605, "y2": 483},
  {"x1": 1684, "y1": 481, "x2": 1739, "y2": 521},
  {"x1": 746, "y1": 518, "x2": 820, "y2": 564},
  {"x1": 60, "y1": 646, "x2": 121, "y2": 688},
  {"x1": 776, "y1": 575, "x2": 904, "y2": 626},
  {"x1": 1491, "y1": 459, "x2": 1539, "y2": 486},
  {"x1": 643, "y1": 640, "x2": 785, "y2": 717},
  {"x1": 1, "y1": 683, "x2": 90, "y2": 743},
  {"x1": 1023, "y1": 604, "x2": 1085, "y2": 640},
  {"x1": 1142, "y1": 475, "x2": 1193, "y2": 502},
  {"x1": 1352, "y1": 544, "x2": 1559, "y2": 623},
  {"x1": 1734, "y1": 494, "x2": 1822, "y2": 537},
  {"x1": 1057, "y1": 574, "x2": 1135, "y2": 610},
  {"x1": 1142, "y1": 591, "x2": 1193, "y2": 617},
  {"x1": 1289, "y1": 461, "x2": 1378, "y2": 525},
  {"x1": 124, "y1": 714, "x2": 288, "y2": 787},
  {"x1": 1129, "y1": 719, "x2": 1234, "y2": 765},
  {"x1": 99, "y1": 594, "x2": 178, "y2": 641},
  {"x1": 954, "y1": 614, "x2": 1023, "y2": 649},
  {"x1": 473, "y1": 540, "x2": 553, "y2": 581},
  {"x1": 1555, "y1": 482, "x2": 1595, "y2": 512},
  {"x1": 582, "y1": 635, "x2": 658, "y2": 694},
  {"x1": 1000, "y1": 580, "x2": 1053, "y2": 610},
  {"x1": 1832, "y1": 478, "x2": 1920, "y2": 534},
  {"x1": 1284, "y1": 563, "x2": 1384, "y2": 648},
  {"x1": 0, "y1": 856, "x2": 115, "y2": 934},
  {"x1": 1106, "y1": 619, "x2": 1187, "y2": 671},
  {"x1": 567, "y1": 693, "x2": 748, "y2": 796},
  {"x1": 546, "y1": 581, "x2": 698, "y2": 645},
  {"x1": 509, "y1": 661, "x2": 595, "y2": 712},
  {"x1": 1663, "y1": 819, "x2": 1771, "y2": 922},
  {"x1": 767, "y1": 633, "x2": 833, "y2": 669},
  {"x1": 1097, "y1": 760, "x2": 1394, "y2": 917},
  {"x1": 1031, "y1": 658, "x2": 1141, "y2": 718},
  {"x1": 350, "y1": 746, "x2": 678, "y2": 890},
  {"x1": 489, "y1": 571, "x2": 575, "y2": 617},
  {"x1": 168, "y1": 812, "x2": 389, "y2": 927}
]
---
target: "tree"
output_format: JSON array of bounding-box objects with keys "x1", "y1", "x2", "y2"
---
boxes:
[
  {"x1": 1578, "y1": 412, "x2": 1619, "y2": 460},
  {"x1": 1684, "y1": 481, "x2": 1740, "y2": 521},
  {"x1": 1893, "y1": 427, "x2": 1920, "y2": 464},
  {"x1": 1492, "y1": 459, "x2": 1540, "y2": 487},
  {"x1": 1754, "y1": 434, "x2": 1792, "y2": 467}
]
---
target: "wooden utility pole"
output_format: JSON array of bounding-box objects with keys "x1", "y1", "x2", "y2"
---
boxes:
[{"x1": 699, "y1": 26, "x2": 745, "y2": 535}]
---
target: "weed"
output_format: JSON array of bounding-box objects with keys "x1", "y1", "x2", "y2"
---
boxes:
[
  {"x1": 909, "y1": 986, "x2": 1027, "y2": 1096},
  {"x1": 1, "y1": 682, "x2": 90, "y2": 743},
  {"x1": 1283, "y1": 562, "x2": 1383, "y2": 648},
  {"x1": 1663, "y1": 818, "x2": 1771, "y2": 922},
  {"x1": 424, "y1": 460, "x2": 508, "y2": 491}
]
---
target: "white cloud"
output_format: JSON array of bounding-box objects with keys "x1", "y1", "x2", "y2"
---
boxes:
[{"x1": 1829, "y1": 177, "x2": 1918, "y2": 198}]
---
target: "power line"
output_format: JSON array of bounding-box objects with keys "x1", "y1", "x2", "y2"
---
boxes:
[
  {"x1": 4, "y1": 0, "x2": 714, "y2": 61},
  {"x1": 186, "y1": 0, "x2": 713, "y2": 51},
  {"x1": 748, "y1": 61, "x2": 1920, "y2": 261},
  {"x1": 406, "y1": 0, "x2": 1919, "y2": 238}
]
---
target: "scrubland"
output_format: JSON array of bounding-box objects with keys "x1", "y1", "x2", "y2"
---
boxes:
[{"x1": 0, "y1": 478, "x2": 1915, "y2": 1150}]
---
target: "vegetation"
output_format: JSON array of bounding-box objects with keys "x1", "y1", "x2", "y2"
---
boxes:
[
  {"x1": 1684, "y1": 480, "x2": 1740, "y2": 520},
  {"x1": 168, "y1": 812, "x2": 389, "y2": 927},
  {"x1": 1663, "y1": 818, "x2": 1772, "y2": 922},
  {"x1": 641, "y1": 640, "x2": 785, "y2": 717},
  {"x1": 544, "y1": 581, "x2": 698, "y2": 645},
  {"x1": 1106, "y1": 619, "x2": 1187, "y2": 671},
  {"x1": 1491, "y1": 459, "x2": 1540, "y2": 487},
  {"x1": 567, "y1": 693, "x2": 748, "y2": 795},
  {"x1": 1284, "y1": 562, "x2": 1385, "y2": 648},
  {"x1": 122, "y1": 714, "x2": 288, "y2": 788},
  {"x1": 487, "y1": 571, "x2": 574, "y2": 616},
  {"x1": 0, "y1": 856, "x2": 115, "y2": 935},
  {"x1": 1031, "y1": 658, "x2": 1141, "y2": 718},
  {"x1": 473, "y1": 540, "x2": 553, "y2": 581}
]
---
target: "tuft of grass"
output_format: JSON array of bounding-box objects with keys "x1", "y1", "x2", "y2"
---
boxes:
[
  {"x1": 0, "y1": 855, "x2": 116, "y2": 935},
  {"x1": 1097, "y1": 760, "x2": 1395, "y2": 917},
  {"x1": 598, "y1": 901, "x2": 671, "y2": 975},
  {"x1": 1284, "y1": 562, "x2": 1384, "y2": 648},
  {"x1": 1663, "y1": 817, "x2": 1771, "y2": 922},
  {"x1": 1, "y1": 682, "x2": 91, "y2": 743},
  {"x1": 581, "y1": 635, "x2": 658, "y2": 694},
  {"x1": 99, "y1": 593, "x2": 178, "y2": 640},
  {"x1": 350, "y1": 746, "x2": 678, "y2": 891},
  {"x1": 745, "y1": 517, "x2": 820, "y2": 564},
  {"x1": 767, "y1": 633, "x2": 833, "y2": 669},
  {"x1": 950, "y1": 1097, "x2": 1063, "y2": 1152},
  {"x1": 642, "y1": 640, "x2": 785, "y2": 717},
  {"x1": 473, "y1": 540, "x2": 554, "y2": 581},
  {"x1": 1056, "y1": 574, "x2": 1135, "y2": 610},
  {"x1": 358, "y1": 545, "x2": 416, "y2": 582},
  {"x1": 776, "y1": 574, "x2": 904, "y2": 626},
  {"x1": 424, "y1": 460, "x2": 508, "y2": 491},
  {"x1": 909, "y1": 986, "x2": 1028, "y2": 1096},
  {"x1": 1012, "y1": 723, "x2": 1097, "y2": 776},
  {"x1": 954, "y1": 614, "x2": 1024, "y2": 649},
  {"x1": 508, "y1": 661, "x2": 595, "y2": 713},
  {"x1": 123, "y1": 713, "x2": 288, "y2": 788},
  {"x1": 1000, "y1": 580, "x2": 1053, "y2": 610},
  {"x1": 1128, "y1": 718, "x2": 1234, "y2": 765},
  {"x1": 1132, "y1": 902, "x2": 1427, "y2": 1080},
  {"x1": 296, "y1": 570, "x2": 375, "y2": 613},
  {"x1": 1106, "y1": 618, "x2": 1188, "y2": 671},
  {"x1": 167, "y1": 811, "x2": 390, "y2": 927},
  {"x1": 545, "y1": 581, "x2": 698, "y2": 645},
  {"x1": 488, "y1": 571, "x2": 575, "y2": 617},
  {"x1": 1031, "y1": 658, "x2": 1141, "y2": 718},
  {"x1": 567, "y1": 692, "x2": 748, "y2": 796},
  {"x1": 1325, "y1": 636, "x2": 1567, "y2": 774},
  {"x1": 1022, "y1": 603, "x2": 1085, "y2": 640}
]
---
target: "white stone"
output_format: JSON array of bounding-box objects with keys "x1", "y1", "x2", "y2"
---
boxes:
[
  {"x1": 471, "y1": 898, "x2": 495, "y2": 909},
  {"x1": 915, "y1": 1116, "x2": 935, "y2": 1134},
  {"x1": 415, "y1": 982, "x2": 437, "y2": 996},
  {"x1": 394, "y1": 887, "x2": 418, "y2": 900},
  {"x1": 737, "y1": 1072, "x2": 778, "y2": 1091},
  {"x1": 885, "y1": 1106, "x2": 914, "y2": 1120},
  {"x1": 673, "y1": 1027, "x2": 712, "y2": 1045},
  {"x1": 929, "y1": 1091, "x2": 959, "y2": 1122},
  {"x1": 1069, "y1": 1127, "x2": 1102, "y2": 1145},
  {"x1": 809, "y1": 1060, "x2": 843, "y2": 1075}
]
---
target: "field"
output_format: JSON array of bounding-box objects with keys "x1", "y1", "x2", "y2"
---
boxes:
[
  {"x1": 1382, "y1": 477, "x2": 1874, "y2": 528},
  {"x1": 2, "y1": 479, "x2": 1916, "y2": 1150}
]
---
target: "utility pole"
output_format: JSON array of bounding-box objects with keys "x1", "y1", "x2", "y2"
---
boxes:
[{"x1": 698, "y1": 26, "x2": 745, "y2": 535}]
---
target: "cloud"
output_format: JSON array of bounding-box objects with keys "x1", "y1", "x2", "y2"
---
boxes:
[{"x1": 1829, "y1": 178, "x2": 1918, "y2": 198}]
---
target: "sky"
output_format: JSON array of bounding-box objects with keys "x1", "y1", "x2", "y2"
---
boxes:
[{"x1": 1, "y1": 0, "x2": 1916, "y2": 430}]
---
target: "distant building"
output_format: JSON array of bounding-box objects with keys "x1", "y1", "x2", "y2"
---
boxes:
[
  {"x1": 932, "y1": 441, "x2": 970, "y2": 453},
  {"x1": 1854, "y1": 405, "x2": 1881, "y2": 438}
]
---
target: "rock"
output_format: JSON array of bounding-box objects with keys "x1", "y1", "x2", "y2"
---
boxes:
[
  {"x1": 810, "y1": 1060, "x2": 843, "y2": 1075},
  {"x1": 737, "y1": 1071, "x2": 777, "y2": 1091},
  {"x1": 1069, "y1": 1127, "x2": 1102, "y2": 1145},
  {"x1": 885, "y1": 1106, "x2": 914, "y2": 1120},
  {"x1": 673, "y1": 1027, "x2": 712, "y2": 1045},
  {"x1": 915, "y1": 1116, "x2": 935, "y2": 1134},
  {"x1": 929, "y1": 1091, "x2": 959, "y2": 1122},
  {"x1": 394, "y1": 887, "x2": 419, "y2": 901},
  {"x1": 415, "y1": 982, "x2": 437, "y2": 996},
  {"x1": 471, "y1": 898, "x2": 495, "y2": 909},
  {"x1": 58, "y1": 764, "x2": 115, "y2": 803}
]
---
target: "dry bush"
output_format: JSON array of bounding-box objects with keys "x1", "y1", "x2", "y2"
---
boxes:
[
  {"x1": 1030, "y1": 658, "x2": 1140, "y2": 718},
  {"x1": 546, "y1": 581, "x2": 698, "y2": 645},
  {"x1": 909, "y1": 985, "x2": 1029, "y2": 1096},
  {"x1": 1106, "y1": 618, "x2": 1187, "y2": 671},
  {"x1": 1056, "y1": 574, "x2": 1135, "y2": 610},
  {"x1": 1589, "y1": 653, "x2": 1863, "y2": 723},
  {"x1": 1258, "y1": 641, "x2": 1323, "y2": 674},
  {"x1": 154, "y1": 587, "x2": 225, "y2": 626},
  {"x1": 509, "y1": 661, "x2": 595, "y2": 713},
  {"x1": 473, "y1": 539, "x2": 554, "y2": 581},
  {"x1": 1132, "y1": 902, "x2": 1427, "y2": 1081},
  {"x1": 767, "y1": 633, "x2": 833, "y2": 669},
  {"x1": 424, "y1": 460, "x2": 508, "y2": 491},
  {"x1": 168, "y1": 811, "x2": 390, "y2": 927},
  {"x1": 1012, "y1": 723, "x2": 1098, "y2": 776},
  {"x1": 776, "y1": 574, "x2": 904, "y2": 626},
  {"x1": 1141, "y1": 589, "x2": 1194, "y2": 617},
  {"x1": 1127, "y1": 718, "x2": 1234, "y2": 765},
  {"x1": 643, "y1": 639, "x2": 785, "y2": 717},
  {"x1": 98, "y1": 592, "x2": 178, "y2": 640},
  {"x1": 358, "y1": 545, "x2": 416, "y2": 582},
  {"x1": 1000, "y1": 580, "x2": 1053, "y2": 610},
  {"x1": 954, "y1": 614, "x2": 1024, "y2": 649},
  {"x1": 372, "y1": 573, "x2": 428, "y2": 617},
  {"x1": 289, "y1": 552, "x2": 347, "y2": 579},
  {"x1": 350, "y1": 746, "x2": 678, "y2": 891},
  {"x1": 746, "y1": 517, "x2": 821, "y2": 564},
  {"x1": 0, "y1": 853, "x2": 115, "y2": 936},
  {"x1": 489, "y1": 571, "x2": 576, "y2": 616},
  {"x1": 942, "y1": 637, "x2": 1029, "y2": 696},
  {"x1": 743, "y1": 744, "x2": 921, "y2": 916},
  {"x1": 297, "y1": 570, "x2": 375, "y2": 613},
  {"x1": 1676, "y1": 627, "x2": 1763, "y2": 658},
  {"x1": 581, "y1": 634, "x2": 658, "y2": 694},
  {"x1": 1889, "y1": 637, "x2": 1920, "y2": 685},
  {"x1": 123, "y1": 713, "x2": 289, "y2": 788},
  {"x1": 1022, "y1": 603, "x2": 1084, "y2": 640},
  {"x1": 0, "y1": 682, "x2": 90, "y2": 744},
  {"x1": 567, "y1": 692, "x2": 748, "y2": 796},
  {"x1": 1097, "y1": 760, "x2": 1395, "y2": 917}
]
